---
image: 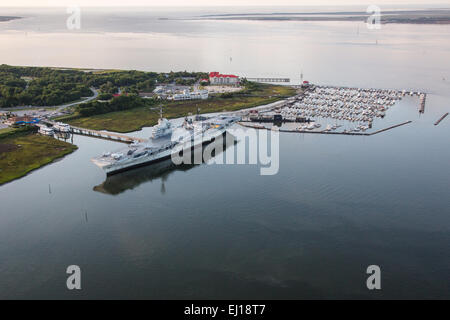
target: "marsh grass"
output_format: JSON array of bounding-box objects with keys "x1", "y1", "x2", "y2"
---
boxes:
[{"x1": 0, "y1": 133, "x2": 77, "y2": 185}]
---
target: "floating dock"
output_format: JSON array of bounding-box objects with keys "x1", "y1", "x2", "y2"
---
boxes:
[
  {"x1": 238, "y1": 121, "x2": 412, "y2": 136},
  {"x1": 41, "y1": 120, "x2": 146, "y2": 144},
  {"x1": 238, "y1": 122, "x2": 369, "y2": 135},
  {"x1": 70, "y1": 126, "x2": 146, "y2": 144},
  {"x1": 244, "y1": 115, "x2": 311, "y2": 123},
  {"x1": 369, "y1": 121, "x2": 412, "y2": 135},
  {"x1": 434, "y1": 113, "x2": 449, "y2": 126}
]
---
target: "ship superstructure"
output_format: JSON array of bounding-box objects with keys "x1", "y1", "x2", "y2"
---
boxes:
[{"x1": 152, "y1": 118, "x2": 172, "y2": 139}]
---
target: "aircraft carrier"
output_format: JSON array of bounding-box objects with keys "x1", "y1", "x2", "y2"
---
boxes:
[{"x1": 91, "y1": 114, "x2": 239, "y2": 176}]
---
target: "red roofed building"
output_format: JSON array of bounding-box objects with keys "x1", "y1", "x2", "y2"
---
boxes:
[{"x1": 209, "y1": 72, "x2": 239, "y2": 85}]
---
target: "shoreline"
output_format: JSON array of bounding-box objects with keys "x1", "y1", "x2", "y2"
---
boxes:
[
  {"x1": 0, "y1": 132, "x2": 78, "y2": 186},
  {"x1": 191, "y1": 9, "x2": 450, "y2": 25},
  {"x1": 65, "y1": 85, "x2": 297, "y2": 133},
  {"x1": 66, "y1": 97, "x2": 293, "y2": 134}
]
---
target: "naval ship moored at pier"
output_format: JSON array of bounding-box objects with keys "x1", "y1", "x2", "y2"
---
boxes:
[{"x1": 91, "y1": 114, "x2": 239, "y2": 176}]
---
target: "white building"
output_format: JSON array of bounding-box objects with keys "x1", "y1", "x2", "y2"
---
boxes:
[
  {"x1": 153, "y1": 86, "x2": 164, "y2": 94},
  {"x1": 171, "y1": 90, "x2": 209, "y2": 101},
  {"x1": 209, "y1": 72, "x2": 239, "y2": 85}
]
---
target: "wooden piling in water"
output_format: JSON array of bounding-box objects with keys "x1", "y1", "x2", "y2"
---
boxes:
[
  {"x1": 434, "y1": 113, "x2": 449, "y2": 126},
  {"x1": 419, "y1": 94, "x2": 427, "y2": 114},
  {"x1": 369, "y1": 121, "x2": 412, "y2": 135}
]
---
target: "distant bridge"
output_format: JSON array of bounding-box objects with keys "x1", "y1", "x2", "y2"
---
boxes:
[{"x1": 246, "y1": 77, "x2": 290, "y2": 83}]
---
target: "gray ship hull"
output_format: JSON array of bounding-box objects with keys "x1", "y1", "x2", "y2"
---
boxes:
[{"x1": 105, "y1": 131, "x2": 227, "y2": 176}]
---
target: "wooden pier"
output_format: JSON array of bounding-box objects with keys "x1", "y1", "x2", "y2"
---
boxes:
[
  {"x1": 238, "y1": 122, "x2": 368, "y2": 135},
  {"x1": 70, "y1": 126, "x2": 147, "y2": 144},
  {"x1": 238, "y1": 121, "x2": 412, "y2": 136},
  {"x1": 369, "y1": 121, "x2": 412, "y2": 135},
  {"x1": 434, "y1": 113, "x2": 449, "y2": 126},
  {"x1": 247, "y1": 77, "x2": 290, "y2": 83},
  {"x1": 41, "y1": 119, "x2": 146, "y2": 143}
]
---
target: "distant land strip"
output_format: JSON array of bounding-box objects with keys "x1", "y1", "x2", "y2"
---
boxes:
[
  {"x1": 0, "y1": 16, "x2": 22, "y2": 22},
  {"x1": 199, "y1": 9, "x2": 450, "y2": 18},
  {"x1": 194, "y1": 9, "x2": 450, "y2": 25}
]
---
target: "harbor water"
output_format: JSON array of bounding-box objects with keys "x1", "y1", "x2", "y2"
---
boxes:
[{"x1": 0, "y1": 7, "x2": 449, "y2": 299}]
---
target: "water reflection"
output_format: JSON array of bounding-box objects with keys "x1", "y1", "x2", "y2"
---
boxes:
[{"x1": 94, "y1": 158, "x2": 195, "y2": 195}]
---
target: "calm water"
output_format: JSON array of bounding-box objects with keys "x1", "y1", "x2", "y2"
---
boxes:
[{"x1": 0, "y1": 7, "x2": 449, "y2": 299}]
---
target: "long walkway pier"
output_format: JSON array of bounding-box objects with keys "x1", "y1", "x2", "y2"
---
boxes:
[
  {"x1": 434, "y1": 113, "x2": 449, "y2": 126},
  {"x1": 70, "y1": 126, "x2": 147, "y2": 144},
  {"x1": 369, "y1": 121, "x2": 412, "y2": 135},
  {"x1": 42, "y1": 119, "x2": 146, "y2": 144},
  {"x1": 238, "y1": 121, "x2": 412, "y2": 136},
  {"x1": 238, "y1": 122, "x2": 370, "y2": 135},
  {"x1": 246, "y1": 77, "x2": 290, "y2": 83}
]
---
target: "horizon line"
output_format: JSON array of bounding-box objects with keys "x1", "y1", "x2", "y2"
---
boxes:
[{"x1": 1, "y1": 4, "x2": 449, "y2": 7}]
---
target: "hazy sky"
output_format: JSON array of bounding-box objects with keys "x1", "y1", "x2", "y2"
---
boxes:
[{"x1": 3, "y1": 0, "x2": 448, "y2": 7}]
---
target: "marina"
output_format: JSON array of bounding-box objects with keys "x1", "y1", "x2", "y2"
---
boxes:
[{"x1": 240, "y1": 85, "x2": 423, "y2": 135}]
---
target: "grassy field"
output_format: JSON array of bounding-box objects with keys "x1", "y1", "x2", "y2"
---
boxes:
[
  {"x1": 0, "y1": 127, "x2": 16, "y2": 136},
  {"x1": 66, "y1": 84, "x2": 297, "y2": 133},
  {"x1": 0, "y1": 132, "x2": 78, "y2": 185}
]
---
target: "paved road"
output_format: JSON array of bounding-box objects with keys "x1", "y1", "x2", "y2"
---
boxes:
[
  {"x1": 0, "y1": 88, "x2": 98, "y2": 113},
  {"x1": 57, "y1": 87, "x2": 98, "y2": 112},
  {"x1": 0, "y1": 88, "x2": 99, "y2": 119}
]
